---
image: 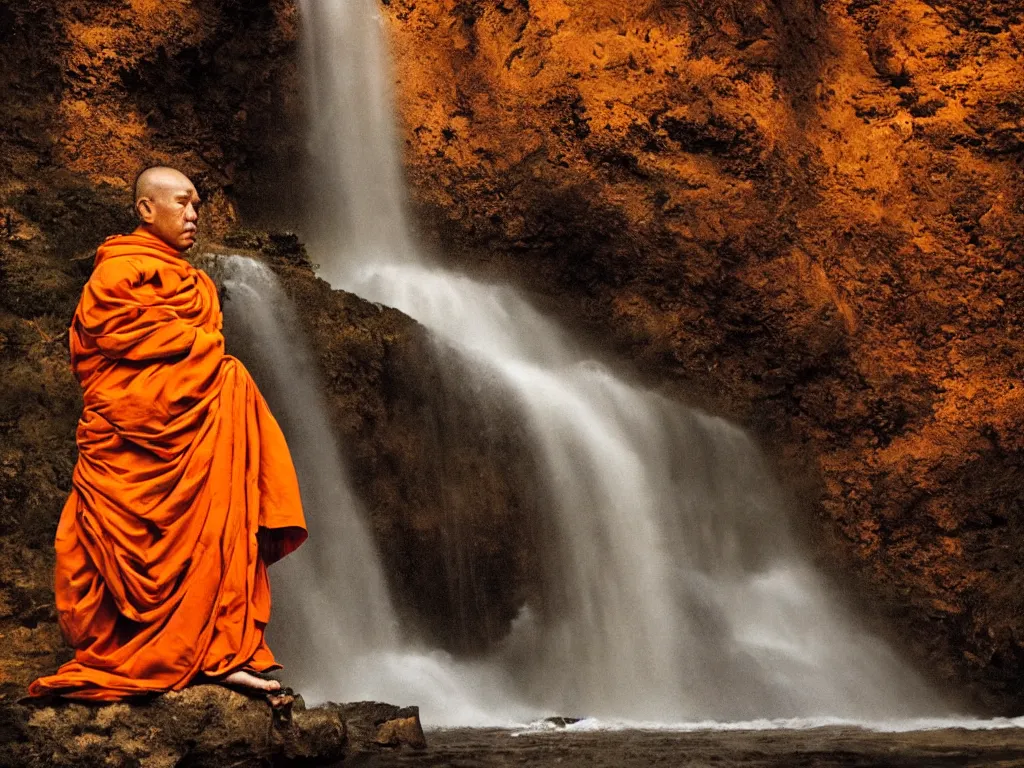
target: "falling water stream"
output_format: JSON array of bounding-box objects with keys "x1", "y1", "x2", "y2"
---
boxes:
[{"x1": 221, "y1": 0, "x2": 956, "y2": 727}]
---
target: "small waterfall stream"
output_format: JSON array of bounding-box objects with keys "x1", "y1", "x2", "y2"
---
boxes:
[
  {"x1": 223, "y1": 0, "x2": 949, "y2": 725},
  {"x1": 218, "y1": 258, "x2": 398, "y2": 656}
]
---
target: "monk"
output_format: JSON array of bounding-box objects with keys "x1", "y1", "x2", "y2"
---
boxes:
[{"x1": 27, "y1": 167, "x2": 308, "y2": 700}]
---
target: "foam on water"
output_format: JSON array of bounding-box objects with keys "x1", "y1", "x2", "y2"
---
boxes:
[{"x1": 512, "y1": 715, "x2": 1024, "y2": 735}]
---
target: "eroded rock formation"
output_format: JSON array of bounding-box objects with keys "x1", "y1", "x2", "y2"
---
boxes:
[{"x1": 1, "y1": 687, "x2": 425, "y2": 767}]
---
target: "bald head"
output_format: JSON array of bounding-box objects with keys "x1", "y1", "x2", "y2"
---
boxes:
[
  {"x1": 134, "y1": 166, "x2": 193, "y2": 203},
  {"x1": 133, "y1": 166, "x2": 201, "y2": 252}
]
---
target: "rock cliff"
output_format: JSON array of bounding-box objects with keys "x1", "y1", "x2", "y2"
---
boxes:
[
  {"x1": 378, "y1": 0, "x2": 1024, "y2": 712},
  {"x1": 2, "y1": 0, "x2": 1024, "y2": 720}
]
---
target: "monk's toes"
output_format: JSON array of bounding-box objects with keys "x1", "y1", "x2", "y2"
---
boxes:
[{"x1": 220, "y1": 670, "x2": 282, "y2": 693}]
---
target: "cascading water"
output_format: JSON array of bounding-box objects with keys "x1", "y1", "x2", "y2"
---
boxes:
[
  {"x1": 345, "y1": 269, "x2": 946, "y2": 721},
  {"x1": 217, "y1": 257, "x2": 398, "y2": 659},
  {"x1": 270, "y1": 0, "x2": 947, "y2": 724},
  {"x1": 215, "y1": 256, "x2": 543, "y2": 725}
]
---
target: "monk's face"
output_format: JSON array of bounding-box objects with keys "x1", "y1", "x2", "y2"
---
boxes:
[{"x1": 136, "y1": 171, "x2": 201, "y2": 252}]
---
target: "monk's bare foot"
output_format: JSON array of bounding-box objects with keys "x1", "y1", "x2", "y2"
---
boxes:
[{"x1": 219, "y1": 670, "x2": 281, "y2": 693}]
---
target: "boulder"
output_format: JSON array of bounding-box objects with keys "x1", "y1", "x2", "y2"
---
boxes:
[{"x1": 0, "y1": 685, "x2": 425, "y2": 767}]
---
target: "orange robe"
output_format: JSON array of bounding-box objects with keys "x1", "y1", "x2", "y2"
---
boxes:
[{"x1": 27, "y1": 229, "x2": 308, "y2": 701}]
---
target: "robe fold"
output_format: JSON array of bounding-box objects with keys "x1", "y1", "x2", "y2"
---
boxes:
[{"x1": 27, "y1": 229, "x2": 308, "y2": 701}]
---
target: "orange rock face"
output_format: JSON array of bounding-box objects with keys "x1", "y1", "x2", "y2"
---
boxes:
[
  {"x1": 3, "y1": 0, "x2": 1024, "y2": 716},
  {"x1": 379, "y1": 0, "x2": 1024, "y2": 711}
]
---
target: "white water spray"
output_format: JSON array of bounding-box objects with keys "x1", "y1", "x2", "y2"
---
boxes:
[{"x1": 270, "y1": 0, "x2": 947, "y2": 724}]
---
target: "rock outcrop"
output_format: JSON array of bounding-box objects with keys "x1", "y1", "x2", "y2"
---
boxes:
[{"x1": 1, "y1": 686, "x2": 425, "y2": 767}]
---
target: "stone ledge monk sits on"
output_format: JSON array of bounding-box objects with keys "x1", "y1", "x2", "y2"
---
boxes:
[{"x1": 27, "y1": 167, "x2": 308, "y2": 701}]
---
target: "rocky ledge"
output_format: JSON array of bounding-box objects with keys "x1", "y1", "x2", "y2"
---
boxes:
[{"x1": 0, "y1": 685, "x2": 425, "y2": 767}]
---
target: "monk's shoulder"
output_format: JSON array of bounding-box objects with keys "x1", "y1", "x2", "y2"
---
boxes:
[{"x1": 88, "y1": 254, "x2": 146, "y2": 288}]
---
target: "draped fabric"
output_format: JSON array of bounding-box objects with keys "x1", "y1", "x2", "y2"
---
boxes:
[{"x1": 27, "y1": 229, "x2": 307, "y2": 701}]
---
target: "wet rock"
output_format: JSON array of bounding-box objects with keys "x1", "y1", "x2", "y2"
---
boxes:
[
  {"x1": 373, "y1": 713, "x2": 428, "y2": 749},
  {"x1": 339, "y1": 702, "x2": 427, "y2": 751},
  {"x1": 0, "y1": 688, "x2": 428, "y2": 767},
  {"x1": 544, "y1": 716, "x2": 583, "y2": 728},
  {"x1": 2, "y1": 685, "x2": 334, "y2": 767}
]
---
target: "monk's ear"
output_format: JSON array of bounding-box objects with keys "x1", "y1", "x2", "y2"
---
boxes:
[{"x1": 137, "y1": 198, "x2": 155, "y2": 223}]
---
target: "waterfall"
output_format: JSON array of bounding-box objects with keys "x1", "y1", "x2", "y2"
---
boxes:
[
  {"x1": 299, "y1": 0, "x2": 416, "y2": 269},
  {"x1": 279, "y1": 0, "x2": 944, "y2": 723},
  {"x1": 217, "y1": 255, "x2": 539, "y2": 724},
  {"x1": 217, "y1": 257, "x2": 398, "y2": 661}
]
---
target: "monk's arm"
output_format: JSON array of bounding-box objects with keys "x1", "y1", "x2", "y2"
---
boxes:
[{"x1": 78, "y1": 258, "x2": 200, "y2": 361}]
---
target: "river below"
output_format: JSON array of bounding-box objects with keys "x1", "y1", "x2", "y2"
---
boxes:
[{"x1": 350, "y1": 724, "x2": 1024, "y2": 767}]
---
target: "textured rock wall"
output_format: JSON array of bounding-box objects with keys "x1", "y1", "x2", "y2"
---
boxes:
[
  {"x1": 3, "y1": 0, "x2": 1024, "y2": 718},
  {"x1": 378, "y1": 0, "x2": 1024, "y2": 712}
]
